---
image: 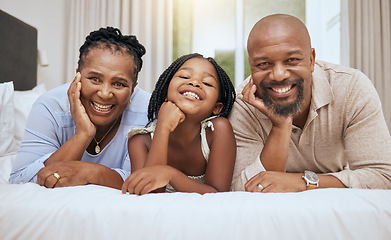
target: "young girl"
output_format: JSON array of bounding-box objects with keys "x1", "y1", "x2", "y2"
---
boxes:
[{"x1": 122, "y1": 53, "x2": 236, "y2": 195}]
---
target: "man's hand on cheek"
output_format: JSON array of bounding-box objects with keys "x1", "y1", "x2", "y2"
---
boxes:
[{"x1": 242, "y1": 78, "x2": 292, "y2": 127}]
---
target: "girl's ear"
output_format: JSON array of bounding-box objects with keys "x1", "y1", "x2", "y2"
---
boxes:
[{"x1": 212, "y1": 102, "x2": 223, "y2": 115}]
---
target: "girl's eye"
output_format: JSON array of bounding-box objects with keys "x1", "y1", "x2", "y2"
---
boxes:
[
  {"x1": 203, "y1": 82, "x2": 213, "y2": 87},
  {"x1": 180, "y1": 75, "x2": 190, "y2": 79}
]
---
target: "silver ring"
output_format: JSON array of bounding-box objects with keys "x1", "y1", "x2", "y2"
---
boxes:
[
  {"x1": 53, "y1": 172, "x2": 61, "y2": 180},
  {"x1": 257, "y1": 184, "x2": 264, "y2": 190}
]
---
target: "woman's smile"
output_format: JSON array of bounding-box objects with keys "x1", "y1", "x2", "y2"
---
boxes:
[{"x1": 91, "y1": 101, "x2": 115, "y2": 114}]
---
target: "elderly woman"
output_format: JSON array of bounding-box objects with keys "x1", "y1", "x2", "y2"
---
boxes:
[{"x1": 9, "y1": 27, "x2": 150, "y2": 189}]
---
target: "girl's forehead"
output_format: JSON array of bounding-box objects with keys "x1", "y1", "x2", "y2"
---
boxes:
[{"x1": 180, "y1": 58, "x2": 217, "y2": 75}]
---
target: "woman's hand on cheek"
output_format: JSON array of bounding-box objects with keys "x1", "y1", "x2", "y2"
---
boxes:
[
  {"x1": 122, "y1": 166, "x2": 173, "y2": 195},
  {"x1": 67, "y1": 72, "x2": 96, "y2": 140},
  {"x1": 156, "y1": 101, "x2": 186, "y2": 133}
]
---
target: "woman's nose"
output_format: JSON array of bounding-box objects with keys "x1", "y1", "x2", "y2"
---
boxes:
[{"x1": 98, "y1": 84, "x2": 113, "y2": 98}]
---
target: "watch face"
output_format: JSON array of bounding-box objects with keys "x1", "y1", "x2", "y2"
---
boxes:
[{"x1": 305, "y1": 171, "x2": 319, "y2": 184}]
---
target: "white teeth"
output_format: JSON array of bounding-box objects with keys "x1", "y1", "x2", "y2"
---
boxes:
[
  {"x1": 272, "y1": 86, "x2": 291, "y2": 93},
  {"x1": 93, "y1": 102, "x2": 112, "y2": 111},
  {"x1": 183, "y1": 91, "x2": 200, "y2": 100}
]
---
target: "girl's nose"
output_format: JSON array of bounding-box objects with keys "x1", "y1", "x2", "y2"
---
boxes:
[{"x1": 188, "y1": 80, "x2": 201, "y2": 88}]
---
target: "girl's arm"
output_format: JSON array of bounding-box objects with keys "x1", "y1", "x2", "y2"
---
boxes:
[
  {"x1": 128, "y1": 134, "x2": 151, "y2": 173},
  {"x1": 144, "y1": 101, "x2": 185, "y2": 167},
  {"x1": 123, "y1": 117, "x2": 236, "y2": 194},
  {"x1": 123, "y1": 133, "x2": 167, "y2": 193},
  {"x1": 197, "y1": 117, "x2": 236, "y2": 192}
]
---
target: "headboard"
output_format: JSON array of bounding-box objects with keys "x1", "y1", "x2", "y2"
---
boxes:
[{"x1": 0, "y1": 10, "x2": 37, "y2": 90}]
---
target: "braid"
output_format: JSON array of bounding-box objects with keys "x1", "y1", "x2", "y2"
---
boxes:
[
  {"x1": 148, "y1": 53, "x2": 236, "y2": 123},
  {"x1": 78, "y1": 27, "x2": 146, "y2": 81},
  {"x1": 206, "y1": 57, "x2": 236, "y2": 118}
]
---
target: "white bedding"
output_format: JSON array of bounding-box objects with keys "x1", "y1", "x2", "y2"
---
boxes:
[
  {"x1": 1, "y1": 174, "x2": 391, "y2": 240},
  {"x1": 1, "y1": 82, "x2": 391, "y2": 240}
]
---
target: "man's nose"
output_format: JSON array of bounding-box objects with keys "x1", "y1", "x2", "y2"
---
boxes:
[{"x1": 269, "y1": 64, "x2": 290, "y2": 81}]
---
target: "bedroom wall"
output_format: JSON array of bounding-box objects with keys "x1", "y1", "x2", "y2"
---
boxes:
[{"x1": 0, "y1": 0, "x2": 67, "y2": 90}]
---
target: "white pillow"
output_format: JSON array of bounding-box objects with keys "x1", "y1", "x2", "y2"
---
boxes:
[
  {"x1": 0, "y1": 82, "x2": 17, "y2": 156},
  {"x1": 0, "y1": 154, "x2": 15, "y2": 183},
  {"x1": 14, "y1": 84, "x2": 47, "y2": 147}
]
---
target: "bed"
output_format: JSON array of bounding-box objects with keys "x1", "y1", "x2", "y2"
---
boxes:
[{"x1": 1, "y1": 10, "x2": 391, "y2": 240}]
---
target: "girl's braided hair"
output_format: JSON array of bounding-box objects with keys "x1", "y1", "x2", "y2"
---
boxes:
[
  {"x1": 148, "y1": 53, "x2": 236, "y2": 123},
  {"x1": 78, "y1": 27, "x2": 146, "y2": 81}
]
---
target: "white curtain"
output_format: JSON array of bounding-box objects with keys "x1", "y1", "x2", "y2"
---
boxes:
[
  {"x1": 127, "y1": 0, "x2": 173, "y2": 93},
  {"x1": 342, "y1": 0, "x2": 391, "y2": 130},
  {"x1": 65, "y1": 0, "x2": 172, "y2": 93}
]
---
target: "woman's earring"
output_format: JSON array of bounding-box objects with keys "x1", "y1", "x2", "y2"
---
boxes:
[{"x1": 129, "y1": 99, "x2": 132, "y2": 105}]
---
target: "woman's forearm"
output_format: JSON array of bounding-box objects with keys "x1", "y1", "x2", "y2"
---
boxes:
[{"x1": 44, "y1": 132, "x2": 92, "y2": 166}]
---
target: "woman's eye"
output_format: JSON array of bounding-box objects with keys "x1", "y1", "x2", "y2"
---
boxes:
[
  {"x1": 113, "y1": 82, "x2": 125, "y2": 87},
  {"x1": 89, "y1": 77, "x2": 99, "y2": 82}
]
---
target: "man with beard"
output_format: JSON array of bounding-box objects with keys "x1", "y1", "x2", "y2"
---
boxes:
[{"x1": 229, "y1": 14, "x2": 391, "y2": 192}]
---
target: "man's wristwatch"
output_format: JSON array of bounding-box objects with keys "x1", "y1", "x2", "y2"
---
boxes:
[{"x1": 302, "y1": 170, "x2": 319, "y2": 190}]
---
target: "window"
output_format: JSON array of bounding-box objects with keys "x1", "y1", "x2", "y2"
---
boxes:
[{"x1": 172, "y1": 0, "x2": 341, "y2": 86}]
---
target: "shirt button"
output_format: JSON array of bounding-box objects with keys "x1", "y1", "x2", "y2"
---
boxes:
[{"x1": 292, "y1": 129, "x2": 298, "y2": 133}]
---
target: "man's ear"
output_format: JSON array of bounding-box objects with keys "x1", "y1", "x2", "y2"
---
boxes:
[
  {"x1": 310, "y1": 48, "x2": 316, "y2": 72},
  {"x1": 76, "y1": 68, "x2": 79, "y2": 73},
  {"x1": 212, "y1": 102, "x2": 223, "y2": 115}
]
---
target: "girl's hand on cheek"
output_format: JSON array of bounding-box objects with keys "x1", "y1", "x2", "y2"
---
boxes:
[
  {"x1": 157, "y1": 101, "x2": 186, "y2": 133},
  {"x1": 67, "y1": 72, "x2": 96, "y2": 140}
]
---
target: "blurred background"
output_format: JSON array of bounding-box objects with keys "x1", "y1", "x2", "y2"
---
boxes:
[{"x1": 1, "y1": 0, "x2": 390, "y2": 128}]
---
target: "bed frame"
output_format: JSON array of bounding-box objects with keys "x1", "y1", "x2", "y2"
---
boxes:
[{"x1": 0, "y1": 10, "x2": 37, "y2": 90}]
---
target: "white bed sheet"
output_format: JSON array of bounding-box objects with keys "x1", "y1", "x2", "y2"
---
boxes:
[
  {"x1": 1, "y1": 82, "x2": 391, "y2": 240},
  {"x1": 1, "y1": 177, "x2": 391, "y2": 240}
]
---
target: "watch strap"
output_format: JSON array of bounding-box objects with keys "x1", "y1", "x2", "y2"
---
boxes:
[{"x1": 306, "y1": 183, "x2": 317, "y2": 190}]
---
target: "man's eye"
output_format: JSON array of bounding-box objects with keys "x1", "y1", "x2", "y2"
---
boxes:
[
  {"x1": 287, "y1": 58, "x2": 300, "y2": 62},
  {"x1": 89, "y1": 77, "x2": 99, "y2": 82},
  {"x1": 257, "y1": 62, "x2": 269, "y2": 67}
]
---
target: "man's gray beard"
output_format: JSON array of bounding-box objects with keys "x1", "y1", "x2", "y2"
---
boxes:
[{"x1": 260, "y1": 79, "x2": 304, "y2": 117}]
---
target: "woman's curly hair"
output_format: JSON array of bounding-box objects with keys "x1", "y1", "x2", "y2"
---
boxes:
[{"x1": 78, "y1": 27, "x2": 146, "y2": 81}]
